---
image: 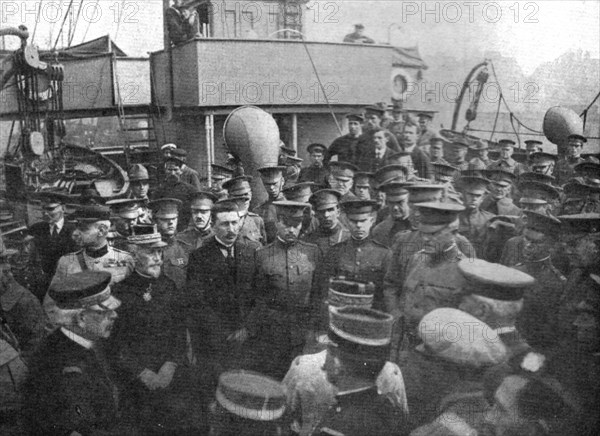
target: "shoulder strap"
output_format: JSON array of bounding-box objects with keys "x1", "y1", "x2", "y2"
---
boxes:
[{"x1": 76, "y1": 251, "x2": 88, "y2": 271}]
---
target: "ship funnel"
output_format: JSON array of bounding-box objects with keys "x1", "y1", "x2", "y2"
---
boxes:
[
  {"x1": 543, "y1": 106, "x2": 583, "y2": 145},
  {"x1": 223, "y1": 106, "x2": 281, "y2": 169}
]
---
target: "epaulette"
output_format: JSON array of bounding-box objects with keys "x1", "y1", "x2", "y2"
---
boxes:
[
  {"x1": 247, "y1": 212, "x2": 259, "y2": 217},
  {"x1": 111, "y1": 247, "x2": 131, "y2": 255},
  {"x1": 62, "y1": 366, "x2": 82, "y2": 375}
]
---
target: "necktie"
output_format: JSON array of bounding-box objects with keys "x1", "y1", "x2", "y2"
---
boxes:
[{"x1": 51, "y1": 224, "x2": 57, "y2": 237}]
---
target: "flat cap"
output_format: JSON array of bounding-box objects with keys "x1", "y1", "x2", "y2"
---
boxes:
[
  {"x1": 160, "y1": 143, "x2": 177, "y2": 151},
  {"x1": 567, "y1": 134, "x2": 587, "y2": 143},
  {"x1": 574, "y1": 161, "x2": 600, "y2": 180},
  {"x1": 49, "y1": 270, "x2": 120, "y2": 310},
  {"x1": 283, "y1": 182, "x2": 315, "y2": 202},
  {"x1": 149, "y1": 198, "x2": 182, "y2": 219},
  {"x1": 417, "y1": 308, "x2": 507, "y2": 367},
  {"x1": 279, "y1": 145, "x2": 297, "y2": 157},
  {"x1": 35, "y1": 191, "x2": 70, "y2": 208},
  {"x1": 486, "y1": 169, "x2": 517, "y2": 186},
  {"x1": 373, "y1": 164, "x2": 409, "y2": 187},
  {"x1": 524, "y1": 139, "x2": 543, "y2": 146},
  {"x1": 364, "y1": 104, "x2": 385, "y2": 116},
  {"x1": 274, "y1": 200, "x2": 309, "y2": 218},
  {"x1": 405, "y1": 184, "x2": 445, "y2": 203},
  {"x1": 458, "y1": 259, "x2": 535, "y2": 301},
  {"x1": 529, "y1": 152, "x2": 557, "y2": 164},
  {"x1": 523, "y1": 210, "x2": 561, "y2": 234},
  {"x1": 381, "y1": 182, "x2": 409, "y2": 201},
  {"x1": 164, "y1": 155, "x2": 186, "y2": 166},
  {"x1": 222, "y1": 175, "x2": 253, "y2": 196},
  {"x1": 469, "y1": 141, "x2": 489, "y2": 151},
  {"x1": 211, "y1": 163, "x2": 234, "y2": 180},
  {"x1": 310, "y1": 189, "x2": 342, "y2": 211},
  {"x1": 498, "y1": 139, "x2": 516, "y2": 146},
  {"x1": 216, "y1": 370, "x2": 286, "y2": 421},
  {"x1": 71, "y1": 205, "x2": 111, "y2": 223},
  {"x1": 190, "y1": 190, "x2": 218, "y2": 205},
  {"x1": 346, "y1": 112, "x2": 365, "y2": 122},
  {"x1": 564, "y1": 181, "x2": 600, "y2": 198},
  {"x1": 328, "y1": 306, "x2": 394, "y2": 347},
  {"x1": 354, "y1": 172, "x2": 373, "y2": 187},
  {"x1": 417, "y1": 112, "x2": 434, "y2": 120},
  {"x1": 328, "y1": 161, "x2": 358, "y2": 179},
  {"x1": 105, "y1": 198, "x2": 142, "y2": 219},
  {"x1": 518, "y1": 181, "x2": 561, "y2": 204},
  {"x1": 128, "y1": 164, "x2": 150, "y2": 182},
  {"x1": 519, "y1": 172, "x2": 557, "y2": 185},
  {"x1": 416, "y1": 201, "x2": 465, "y2": 232},
  {"x1": 307, "y1": 143, "x2": 327, "y2": 154},
  {"x1": 457, "y1": 176, "x2": 490, "y2": 193},
  {"x1": 432, "y1": 163, "x2": 461, "y2": 181},
  {"x1": 171, "y1": 149, "x2": 188, "y2": 160},
  {"x1": 451, "y1": 140, "x2": 470, "y2": 149},
  {"x1": 128, "y1": 224, "x2": 168, "y2": 248},
  {"x1": 557, "y1": 213, "x2": 600, "y2": 234},
  {"x1": 257, "y1": 166, "x2": 286, "y2": 183},
  {"x1": 341, "y1": 199, "x2": 378, "y2": 216}
]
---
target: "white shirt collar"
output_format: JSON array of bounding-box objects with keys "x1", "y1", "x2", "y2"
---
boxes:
[
  {"x1": 493, "y1": 326, "x2": 517, "y2": 335},
  {"x1": 61, "y1": 327, "x2": 94, "y2": 349},
  {"x1": 51, "y1": 217, "x2": 65, "y2": 233}
]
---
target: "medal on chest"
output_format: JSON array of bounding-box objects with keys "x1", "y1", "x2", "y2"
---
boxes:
[{"x1": 143, "y1": 284, "x2": 152, "y2": 302}]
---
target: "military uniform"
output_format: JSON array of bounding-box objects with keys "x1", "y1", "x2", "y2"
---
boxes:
[
  {"x1": 487, "y1": 157, "x2": 528, "y2": 176},
  {"x1": 239, "y1": 212, "x2": 266, "y2": 245},
  {"x1": 177, "y1": 226, "x2": 214, "y2": 250},
  {"x1": 162, "y1": 236, "x2": 192, "y2": 290},
  {"x1": 480, "y1": 195, "x2": 522, "y2": 216},
  {"x1": 319, "y1": 237, "x2": 391, "y2": 310},
  {"x1": 371, "y1": 216, "x2": 413, "y2": 247},
  {"x1": 51, "y1": 245, "x2": 134, "y2": 287},
  {"x1": 107, "y1": 230, "x2": 132, "y2": 252},
  {"x1": 299, "y1": 164, "x2": 329, "y2": 186},
  {"x1": 458, "y1": 208, "x2": 495, "y2": 256},
  {"x1": 555, "y1": 156, "x2": 585, "y2": 185},
  {"x1": 249, "y1": 238, "x2": 322, "y2": 377},
  {"x1": 302, "y1": 223, "x2": 350, "y2": 255},
  {"x1": 326, "y1": 133, "x2": 360, "y2": 164},
  {"x1": 253, "y1": 195, "x2": 285, "y2": 244}
]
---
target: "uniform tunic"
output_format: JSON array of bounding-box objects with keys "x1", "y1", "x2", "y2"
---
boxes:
[
  {"x1": 480, "y1": 195, "x2": 522, "y2": 216},
  {"x1": 326, "y1": 134, "x2": 360, "y2": 164},
  {"x1": 153, "y1": 180, "x2": 198, "y2": 231},
  {"x1": 177, "y1": 226, "x2": 214, "y2": 250},
  {"x1": 299, "y1": 164, "x2": 329, "y2": 186},
  {"x1": 253, "y1": 194, "x2": 285, "y2": 244},
  {"x1": 371, "y1": 216, "x2": 413, "y2": 248},
  {"x1": 458, "y1": 208, "x2": 495, "y2": 256},
  {"x1": 555, "y1": 156, "x2": 585, "y2": 185},
  {"x1": 401, "y1": 245, "x2": 467, "y2": 328},
  {"x1": 302, "y1": 223, "x2": 351, "y2": 255},
  {"x1": 239, "y1": 212, "x2": 266, "y2": 245},
  {"x1": 487, "y1": 158, "x2": 527, "y2": 176},
  {"x1": 23, "y1": 329, "x2": 119, "y2": 435},
  {"x1": 319, "y1": 237, "x2": 392, "y2": 311},
  {"x1": 162, "y1": 236, "x2": 192, "y2": 290},
  {"x1": 249, "y1": 238, "x2": 321, "y2": 377}
]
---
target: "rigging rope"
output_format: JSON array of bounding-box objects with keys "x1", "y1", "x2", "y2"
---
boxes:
[
  {"x1": 52, "y1": 0, "x2": 75, "y2": 50},
  {"x1": 113, "y1": 0, "x2": 127, "y2": 44},
  {"x1": 31, "y1": 0, "x2": 44, "y2": 44},
  {"x1": 81, "y1": 0, "x2": 100, "y2": 44},
  {"x1": 68, "y1": 0, "x2": 85, "y2": 47},
  {"x1": 489, "y1": 90, "x2": 502, "y2": 142}
]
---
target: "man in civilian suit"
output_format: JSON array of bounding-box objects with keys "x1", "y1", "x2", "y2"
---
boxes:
[
  {"x1": 186, "y1": 200, "x2": 260, "y2": 389},
  {"x1": 27, "y1": 192, "x2": 78, "y2": 300}
]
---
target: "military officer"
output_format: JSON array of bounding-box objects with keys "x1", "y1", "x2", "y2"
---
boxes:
[
  {"x1": 282, "y1": 181, "x2": 319, "y2": 236},
  {"x1": 417, "y1": 112, "x2": 437, "y2": 155},
  {"x1": 449, "y1": 140, "x2": 470, "y2": 171},
  {"x1": 481, "y1": 169, "x2": 522, "y2": 216},
  {"x1": 209, "y1": 370, "x2": 289, "y2": 435},
  {"x1": 457, "y1": 258, "x2": 536, "y2": 369},
  {"x1": 529, "y1": 151, "x2": 557, "y2": 176},
  {"x1": 487, "y1": 139, "x2": 528, "y2": 176},
  {"x1": 27, "y1": 191, "x2": 78, "y2": 299},
  {"x1": 555, "y1": 134, "x2": 587, "y2": 185},
  {"x1": 23, "y1": 271, "x2": 122, "y2": 435},
  {"x1": 150, "y1": 198, "x2": 191, "y2": 290},
  {"x1": 429, "y1": 134, "x2": 451, "y2": 165},
  {"x1": 223, "y1": 175, "x2": 266, "y2": 245},
  {"x1": 372, "y1": 182, "x2": 413, "y2": 246},
  {"x1": 456, "y1": 176, "x2": 495, "y2": 256},
  {"x1": 517, "y1": 180, "x2": 561, "y2": 214},
  {"x1": 524, "y1": 139, "x2": 543, "y2": 156},
  {"x1": 303, "y1": 189, "x2": 350, "y2": 254},
  {"x1": 353, "y1": 171, "x2": 373, "y2": 200},
  {"x1": 318, "y1": 200, "x2": 391, "y2": 311},
  {"x1": 283, "y1": 306, "x2": 407, "y2": 436},
  {"x1": 254, "y1": 165, "x2": 287, "y2": 243},
  {"x1": 469, "y1": 140, "x2": 492, "y2": 166},
  {"x1": 386, "y1": 201, "x2": 467, "y2": 336},
  {"x1": 177, "y1": 190, "x2": 217, "y2": 250},
  {"x1": 327, "y1": 161, "x2": 359, "y2": 202},
  {"x1": 105, "y1": 198, "x2": 142, "y2": 252},
  {"x1": 126, "y1": 163, "x2": 152, "y2": 223},
  {"x1": 50, "y1": 205, "x2": 134, "y2": 287},
  {"x1": 209, "y1": 163, "x2": 234, "y2": 200},
  {"x1": 299, "y1": 143, "x2": 329, "y2": 186},
  {"x1": 504, "y1": 212, "x2": 566, "y2": 351},
  {"x1": 171, "y1": 148, "x2": 202, "y2": 191},
  {"x1": 249, "y1": 201, "x2": 322, "y2": 378},
  {"x1": 431, "y1": 162, "x2": 462, "y2": 203}
]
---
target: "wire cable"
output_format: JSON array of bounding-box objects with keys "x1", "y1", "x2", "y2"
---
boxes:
[
  {"x1": 52, "y1": 0, "x2": 75, "y2": 50},
  {"x1": 31, "y1": 0, "x2": 44, "y2": 44},
  {"x1": 81, "y1": 0, "x2": 100, "y2": 44},
  {"x1": 68, "y1": 0, "x2": 85, "y2": 47}
]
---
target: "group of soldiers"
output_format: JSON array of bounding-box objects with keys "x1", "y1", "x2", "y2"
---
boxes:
[{"x1": 1, "y1": 103, "x2": 599, "y2": 435}]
